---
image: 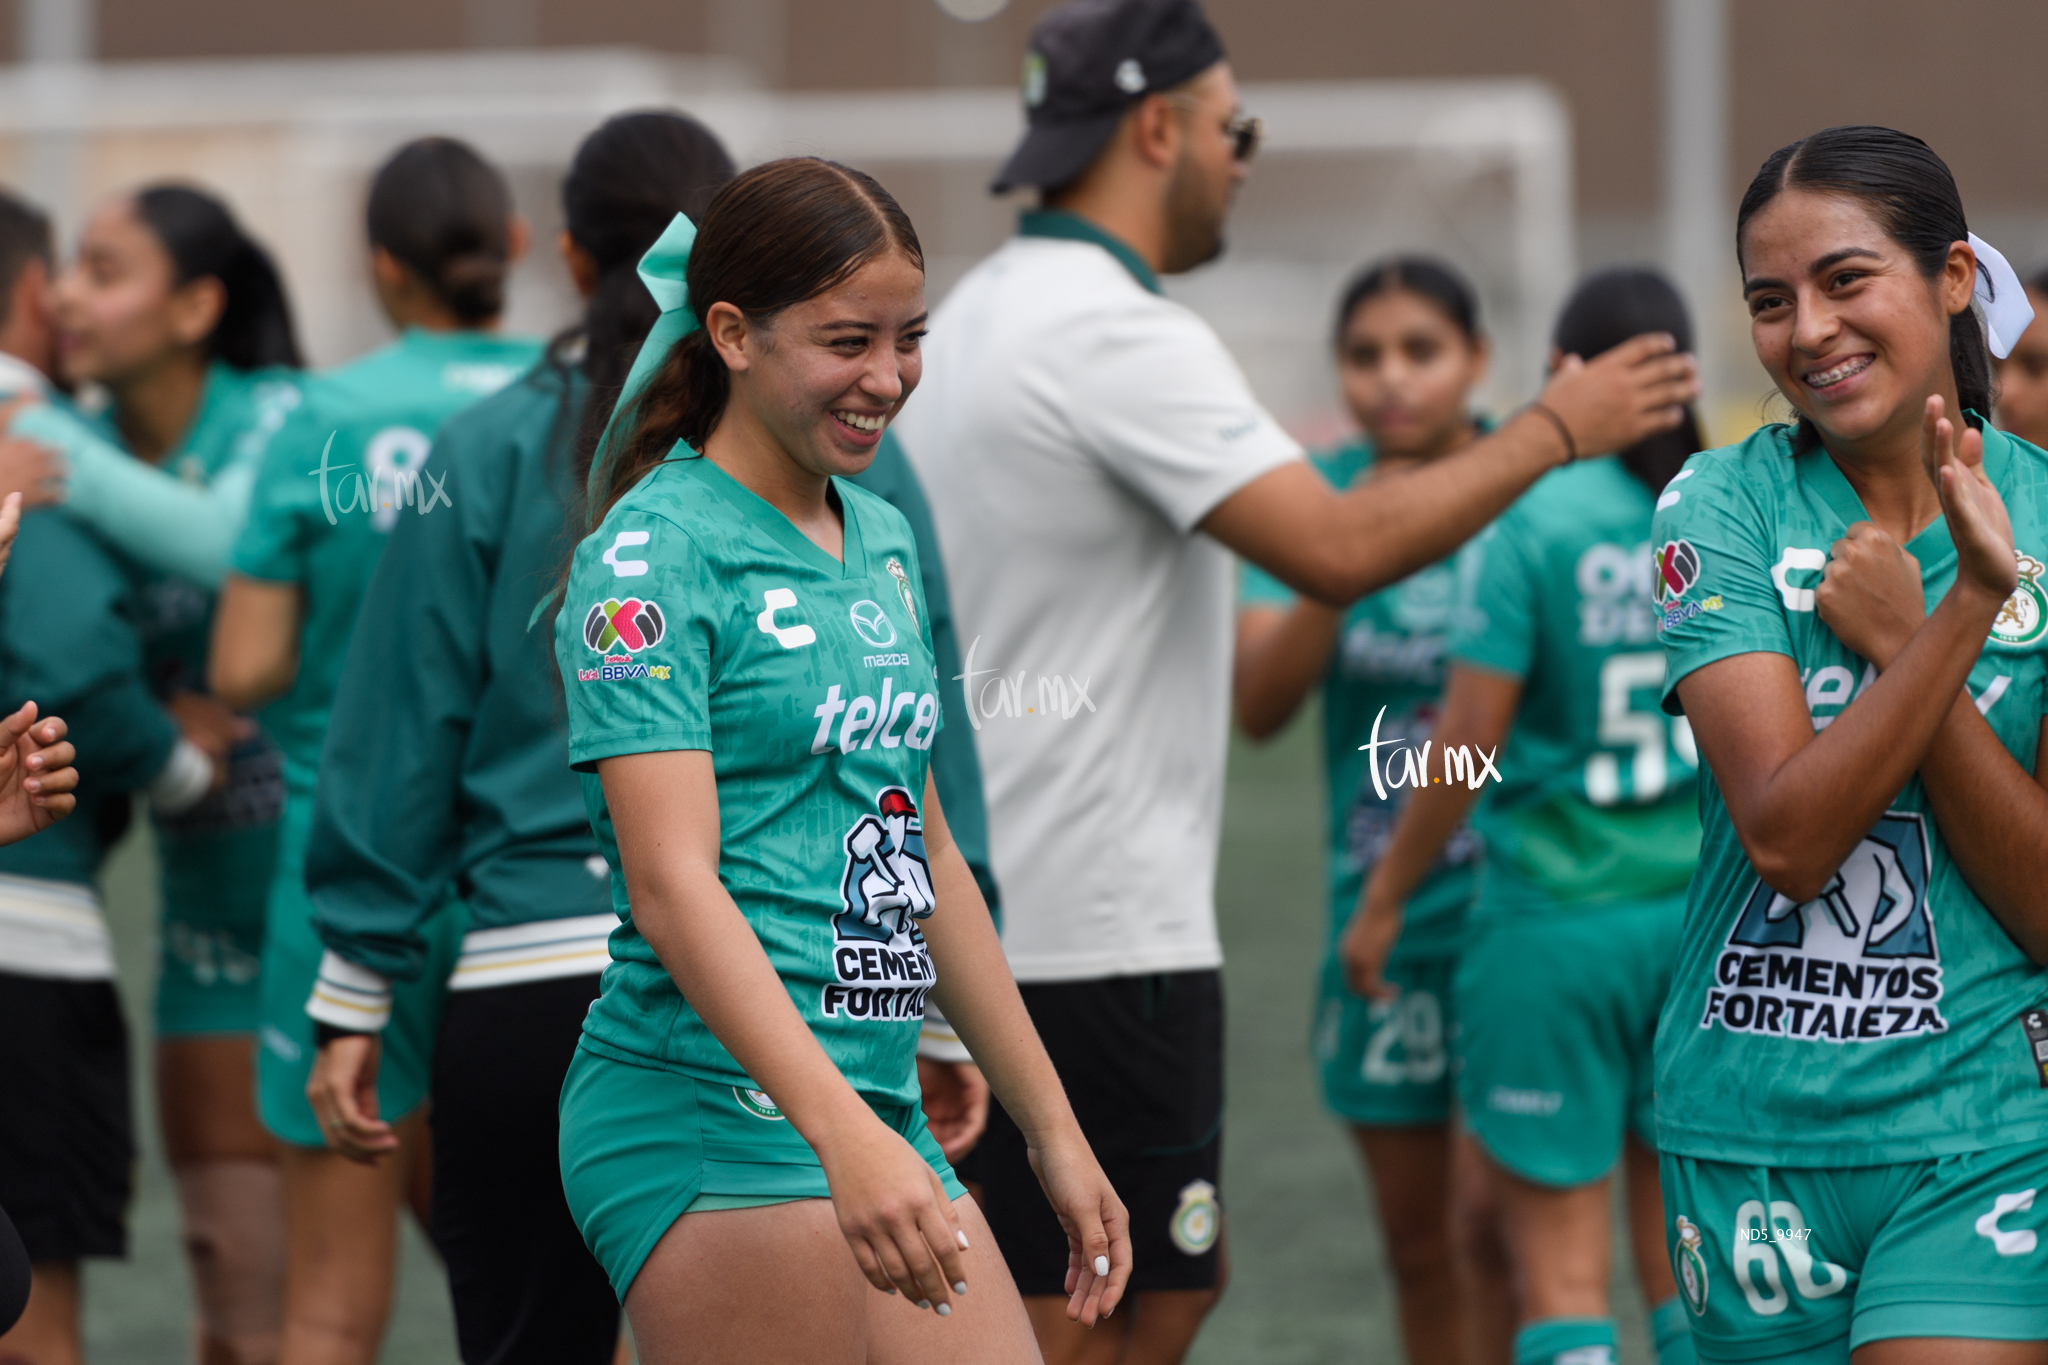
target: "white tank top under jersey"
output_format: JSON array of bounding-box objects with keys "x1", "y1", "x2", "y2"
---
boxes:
[{"x1": 896, "y1": 232, "x2": 1302, "y2": 983}]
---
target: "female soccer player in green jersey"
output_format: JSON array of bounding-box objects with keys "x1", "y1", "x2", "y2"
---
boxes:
[
  {"x1": 32, "y1": 183, "x2": 306, "y2": 1365},
  {"x1": 208, "y1": 137, "x2": 542, "y2": 1365},
  {"x1": 1653, "y1": 125, "x2": 2048, "y2": 1364},
  {"x1": 294, "y1": 110, "x2": 737, "y2": 1364},
  {"x1": 553, "y1": 156, "x2": 1127, "y2": 1363},
  {"x1": 1342, "y1": 269, "x2": 1708, "y2": 1365},
  {"x1": 1235, "y1": 256, "x2": 1511, "y2": 1365}
]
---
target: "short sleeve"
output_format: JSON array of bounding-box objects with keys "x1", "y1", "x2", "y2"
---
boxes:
[
  {"x1": 1650, "y1": 458, "x2": 1795, "y2": 714},
  {"x1": 1065, "y1": 302, "x2": 1302, "y2": 532},
  {"x1": 230, "y1": 404, "x2": 326, "y2": 584},
  {"x1": 557, "y1": 512, "x2": 717, "y2": 769},
  {"x1": 1449, "y1": 518, "x2": 1539, "y2": 680}
]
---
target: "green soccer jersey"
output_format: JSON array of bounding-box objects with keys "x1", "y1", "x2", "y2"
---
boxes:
[
  {"x1": 232, "y1": 328, "x2": 542, "y2": 799},
  {"x1": 1239, "y1": 440, "x2": 1482, "y2": 958},
  {"x1": 556, "y1": 455, "x2": 945, "y2": 1109},
  {"x1": 1652, "y1": 421, "x2": 2048, "y2": 1166},
  {"x1": 1450, "y1": 458, "x2": 1701, "y2": 916}
]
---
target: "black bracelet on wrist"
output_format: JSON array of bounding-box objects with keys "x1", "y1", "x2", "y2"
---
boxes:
[
  {"x1": 1526, "y1": 402, "x2": 1579, "y2": 465},
  {"x1": 314, "y1": 1022, "x2": 372, "y2": 1049}
]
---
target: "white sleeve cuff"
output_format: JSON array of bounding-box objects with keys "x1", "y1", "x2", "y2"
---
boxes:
[
  {"x1": 305, "y1": 949, "x2": 393, "y2": 1033},
  {"x1": 147, "y1": 738, "x2": 214, "y2": 816},
  {"x1": 918, "y1": 1000, "x2": 973, "y2": 1063}
]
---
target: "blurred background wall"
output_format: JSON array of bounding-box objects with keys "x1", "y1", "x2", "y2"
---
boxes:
[{"x1": 4, "y1": 0, "x2": 2042, "y2": 443}]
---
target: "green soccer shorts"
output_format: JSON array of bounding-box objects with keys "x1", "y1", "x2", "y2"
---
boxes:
[
  {"x1": 254, "y1": 798, "x2": 465, "y2": 1147},
  {"x1": 559, "y1": 1041, "x2": 966, "y2": 1300},
  {"x1": 1312, "y1": 949, "x2": 1456, "y2": 1127},
  {"x1": 1454, "y1": 898, "x2": 1679, "y2": 1186},
  {"x1": 1661, "y1": 1144, "x2": 2048, "y2": 1362},
  {"x1": 155, "y1": 825, "x2": 275, "y2": 1037}
]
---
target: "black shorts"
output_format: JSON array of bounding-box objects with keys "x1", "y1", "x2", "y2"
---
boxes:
[
  {"x1": 978, "y1": 970, "x2": 1223, "y2": 1296},
  {"x1": 432, "y1": 972, "x2": 619, "y2": 1364},
  {"x1": 0, "y1": 972, "x2": 133, "y2": 1261}
]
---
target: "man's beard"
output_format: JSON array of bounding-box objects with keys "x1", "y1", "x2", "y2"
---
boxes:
[{"x1": 1160, "y1": 153, "x2": 1226, "y2": 275}]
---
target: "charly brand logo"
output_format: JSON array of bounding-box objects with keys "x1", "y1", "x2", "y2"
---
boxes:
[
  {"x1": 955, "y1": 636, "x2": 1097, "y2": 732},
  {"x1": 1673, "y1": 1215, "x2": 1709, "y2": 1315},
  {"x1": 1021, "y1": 50, "x2": 1048, "y2": 106},
  {"x1": 757, "y1": 588, "x2": 816, "y2": 650},
  {"x1": 311, "y1": 429, "x2": 450, "y2": 528},
  {"x1": 1976, "y1": 1190, "x2": 2041, "y2": 1257},
  {"x1": 1705, "y1": 811, "x2": 1945, "y2": 1043},
  {"x1": 823, "y1": 787, "x2": 937, "y2": 1022},
  {"x1": 1359, "y1": 706, "x2": 1501, "y2": 796},
  {"x1": 603, "y1": 530, "x2": 650, "y2": 577},
  {"x1": 1993, "y1": 553, "x2": 2048, "y2": 648},
  {"x1": 849, "y1": 600, "x2": 897, "y2": 648}
]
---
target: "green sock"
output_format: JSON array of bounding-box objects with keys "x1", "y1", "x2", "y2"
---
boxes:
[
  {"x1": 1650, "y1": 1296, "x2": 1698, "y2": 1365},
  {"x1": 1513, "y1": 1316, "x2": 1617, "y2": 1365}
]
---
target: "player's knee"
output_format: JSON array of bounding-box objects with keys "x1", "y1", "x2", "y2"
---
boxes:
[
  {"x1": 1380, "y1": 1219, "x2": 1454, "y2": 1284},
  {"x1": 1453, "y1": 1198, "x2": 1511, "y2": 1276}
]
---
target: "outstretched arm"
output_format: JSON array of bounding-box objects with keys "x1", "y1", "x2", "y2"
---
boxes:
[
  {"x1": 920, "y1": 773, "x2": 1130, "y2": 1326},
  {"x1": 11, "y1": 404, "x2": 258, "y2": 585},
  {"x1": 1234, "y1": 601, "x2": 1341, "y2": 739},
  {"x1": 1203, "y1": 336, "x2": 1697, "y2": 604}
]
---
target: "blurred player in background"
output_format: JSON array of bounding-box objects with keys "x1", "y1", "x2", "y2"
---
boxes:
[
  {"x1": 209, "y1": 137, "x2": 541, "y2": 1365},
  {"x1": 898, "y1": 1, "x2": 1695, "y2": 1359},
  {"x1": 1343, "y1": 268, "x2": 1707, "y2": 1365},
  {"x1": 1655, "y1": 125, "x2": 2048, "y2": 1365},
  {"x1": 1994, "y1": 264, "x2": 2048, "y2": 449},
  {"x1": 0, "y1": 182, "x2": 307, "y2": 1365},
  {"x1": 1234, "y1": 256, "x2": 1512, "y2": 1365},
  {"x1": 297, "y1": 110, "x2": 735, "y2": 1364}
]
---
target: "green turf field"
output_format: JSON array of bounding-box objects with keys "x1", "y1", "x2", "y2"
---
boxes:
[{"x1": 79, "y1": 706, "x2": 1655, "y2": 1362}]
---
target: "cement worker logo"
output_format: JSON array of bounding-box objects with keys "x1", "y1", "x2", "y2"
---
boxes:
[
  {"x1": 1673, "y1": 1215, "x2": 1709, "y2": 1315},
  {"x1": 885, "y1": 556, "x2": 919, "y2": 628},
  {"x1": 1652, "y1": 538, "x2": 1700, "y2": 605},
  {"x1": 583, "y1": 597, "x2": 666, "y2": 654},
  {"x1": 1707, "y1": 811, "x2": 1946, "y2": 1043},
  {"x1": 1992, "y1": 553, "x2": 2048, "y2": 648},
  {"x1": 822, "y1": 787, "x2": 938, "y2": 1023}
]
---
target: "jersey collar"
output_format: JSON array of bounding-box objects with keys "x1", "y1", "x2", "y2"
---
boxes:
[
  {"x1": 687, "y1": 455, "x2": 870, "y2": 581},
  {"x1": 1016, "y1": 209, "x2": 1163, "y2": 296},
  {"x1": 1797, "y1": 412, "x2": 2012, "y2": 578}
]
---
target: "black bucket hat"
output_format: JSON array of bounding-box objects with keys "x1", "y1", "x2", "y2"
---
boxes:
[{"x1": 990, "y1": 0, "x2": 1225, "y2": 195}]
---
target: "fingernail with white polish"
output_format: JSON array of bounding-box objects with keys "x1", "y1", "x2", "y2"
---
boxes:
[
  {"x1": 1094, "y1": 1255, "x2": 1109, "y2": 1277},
  {"x1": 956, "y1": 1229, "x2": 970, "y2": 1250},
  {"x1": 953, "y1": 1281, "x2": 967, "y2": 1294},
  {"x1": 936, "y1": 1303, "x2": 952, "y2": 1317}
]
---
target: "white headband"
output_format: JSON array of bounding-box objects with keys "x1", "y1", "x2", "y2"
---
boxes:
[{"x1": 1969, "y1": 231, "x2": 2035, "y2": 359}]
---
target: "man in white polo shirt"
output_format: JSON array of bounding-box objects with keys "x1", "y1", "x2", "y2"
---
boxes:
[{"x1": 894, "y1": 2, "x2": 1697, "y2": 1359}]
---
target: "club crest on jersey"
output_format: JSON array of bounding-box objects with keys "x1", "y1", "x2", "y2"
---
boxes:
[
  {"x1": 1991, "y1": 553, "x2": 2048, "y2": 648},
  {"x1": 1702, "y1": 811, "x2": 1946, "y2": 1043},
  {"x1": 822, "y1": 786, "x2": 937, "y2": 1022},
  {"x1": 1673, "y1": 1215, "x2": 1708, "y2": 1315},
  {"x1": 583, "y1": 597, "x2": 666, "y2": 653},
  {"x1": 1169, "y1": 1180, "x2": 1220, "y2": 1256},
  {"x1": 885, "y1": 557, "x2": 918, "y2": 628},
  {"x1": 1652, "y1": 538, "x2": 1700, "y2": 605}
]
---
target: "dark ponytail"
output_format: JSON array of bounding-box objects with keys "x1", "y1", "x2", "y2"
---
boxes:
[
  {"x1": 1334, "y1": 255, "x2": 1482, "y2": 346},
  {"x1": 557, "y1": 110, "x2": 736, "y2": 492},
  {"x1": 593, "y1": 156, "x2": 922, "y2": 524},
  {"x1": 133, "y1": 185, "x2": 301, "y2": 370},
  {"x1": 1553, "y1": 266, "x2": 1704, "y2": 492},
  {"x1": 366, "y1": 136, "x2": 515, "y2": 327},
  {"x1": 1737, "y1": 125, "x2": 1993, "y2": 445}
]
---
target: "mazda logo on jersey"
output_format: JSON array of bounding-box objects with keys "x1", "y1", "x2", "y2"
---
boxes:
[
  {"x1": 849, "y1": 600, "x2": 897, "y2": 648},
  {"x1": 583, "y1": 597, "x2": 666, "y2": 653}
]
